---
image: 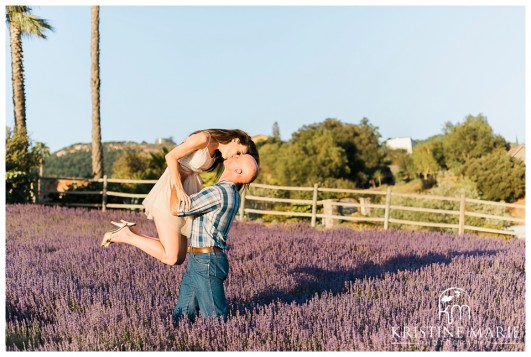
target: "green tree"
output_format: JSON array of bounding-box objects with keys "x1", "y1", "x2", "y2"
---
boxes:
[
  {"x1": 411, "y1": 141, "x2": 441, "y2": 180},
  {"x1": 91, "y1": 6, "x2": 104, "y2": 179},
  {"x1": 112, "y1": 148, "x2": 150, "y2": 179},
  {"x1": 464, "y1": 149, "x2": 525, "y2": 202},
  {"x1": 254, "y1": 140, "x2": 286, "y2": 185},
  {"x1": 286, "y1": 129, "x2": 349, "y2": 186},
  {"x1": 373, "y1": 169, "x2": 384, "y2": 187},
  {"x1": 430, "y1": 136, "x2": 446, "y2": 170},
  {"x1": 386, "y1": 148, "x2": 415, "y2": 182},
  {"x1": 443, "y1": 114, "x2": 507, "y2": 172},
  {"x1": 352, "y1": 118, "x2": 384, "y2": 179},
  {"x1": 145, "y1": 147, "x2": 170, "y2": 179},
  {"x1": 272, "y1": 121, "x2": 281, "y2": 141},
  {"x1": 6, "y1": 126, "x2": 47, "y2": 203},
  {"x1": 288, "y1": 118, "x2": 388, "y2": 188}
]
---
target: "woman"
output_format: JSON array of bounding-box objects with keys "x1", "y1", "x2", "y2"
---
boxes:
[{"x1": 100, "y1": 129, "x2": 259, "y2": 265}]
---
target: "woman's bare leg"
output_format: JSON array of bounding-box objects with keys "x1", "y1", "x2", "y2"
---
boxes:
[
  {"x1": 109, "y1": 210, "x2": 187, "y2": 266},
  {"x1": 127, "y1": 226, "x2": 155, "y2": 239}
]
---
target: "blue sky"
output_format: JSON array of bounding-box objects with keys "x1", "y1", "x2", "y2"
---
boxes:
[{"x1": 4, "y1": 5, "x2": 525, "y2": 152}]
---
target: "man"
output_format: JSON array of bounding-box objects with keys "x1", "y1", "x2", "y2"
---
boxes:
[{"x1": 173, "y1": 153, "x2": 259, "y2": 322}]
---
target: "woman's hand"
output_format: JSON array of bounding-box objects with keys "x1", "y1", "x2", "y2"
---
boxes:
[
  {"x1": 175, "y1": 187, "x2": 192, "y2": 211},
  {"x1": 165, "y1": 131, "x2": 210, "y2": 214}
]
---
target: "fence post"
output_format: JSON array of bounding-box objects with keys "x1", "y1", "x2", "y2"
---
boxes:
[
  {"x1": 322, "y1": 199, "x2": 339, "y2": 228},
  {"x1": 384, "y1": 187, "x2": 392, "y2": 230},
  {"x1": 458, "y1": 194, "x2": 466, "y2": 235},
  {"x1": 311, "y1": 184, "x2": 319, "y2": 227},
  {"x1": 36, "y1": 177, "x2": 41, "y2": 204},
  {"x1": 102, "y1": 175, "x2": 108, "y2": 212},
  {"x1": 36, "y1": 163, "x2": 44, "y2": 204},
  {"x1": 239, "y1": 187, "x2": 247, "y2": 221}
]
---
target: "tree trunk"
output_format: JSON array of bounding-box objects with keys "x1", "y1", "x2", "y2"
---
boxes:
[
  {"x1": 10, "y1": 21, "x2": 27, "y2": 136},
  {"x1": 91, "y1": 6, "x2": 104, "y2": 179}
]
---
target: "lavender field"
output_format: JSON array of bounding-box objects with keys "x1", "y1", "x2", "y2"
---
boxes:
[{"x1": 5, "y1": 204, "x2": 525, "y2": 351}]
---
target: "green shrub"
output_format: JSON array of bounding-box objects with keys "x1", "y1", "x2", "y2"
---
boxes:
[
  {"x1": 385, "y1": 179, "x2": 509, "y2": 233},
  {"x1": 6, "y1": 127, "x2": 45, "y2": 203}
]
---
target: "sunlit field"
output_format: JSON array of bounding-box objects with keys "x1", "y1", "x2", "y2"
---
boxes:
[{"x1": 5, "y1": 205, "x2": 525, "y2": 351}]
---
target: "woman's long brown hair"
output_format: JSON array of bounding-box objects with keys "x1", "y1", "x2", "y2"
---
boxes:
[{"x1": 190, "y1": 129, "x2": 260, "y2": 186}]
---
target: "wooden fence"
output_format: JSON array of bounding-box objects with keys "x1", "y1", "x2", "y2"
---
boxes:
[{"x1": 39, "y1": 176, "x2": 525, "y2": 237}]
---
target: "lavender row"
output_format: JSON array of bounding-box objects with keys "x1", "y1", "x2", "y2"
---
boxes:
[{"x1": 5, "y1": 204, "x2": 525, "y2": 351}]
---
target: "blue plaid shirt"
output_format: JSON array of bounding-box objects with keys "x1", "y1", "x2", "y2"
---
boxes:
[{"x1": 177, "y1": 181, "x2": 240, "y2": 249}]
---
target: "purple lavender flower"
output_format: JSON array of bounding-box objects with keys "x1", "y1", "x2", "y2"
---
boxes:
[{"x1": 5, "y1": 205, "x2": 525, "y2": 351}]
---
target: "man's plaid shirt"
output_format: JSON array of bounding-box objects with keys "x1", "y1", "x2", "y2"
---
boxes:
[{"x1": 177, "y1": 181, "x2": 240, "y2": 249}]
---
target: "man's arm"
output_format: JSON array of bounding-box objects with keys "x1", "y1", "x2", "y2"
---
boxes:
[{"x1": 176, "y1": 185, "x2": 221, "y2": 217}]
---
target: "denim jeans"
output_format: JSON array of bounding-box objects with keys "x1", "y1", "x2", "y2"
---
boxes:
[{"x1": 173, "y1": 250, "x2": 229, "y2": 322}]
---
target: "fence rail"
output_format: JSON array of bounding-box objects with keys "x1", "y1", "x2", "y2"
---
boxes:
[{"x1": 39, "y1": 176, "x2": 525, "y2": 237}]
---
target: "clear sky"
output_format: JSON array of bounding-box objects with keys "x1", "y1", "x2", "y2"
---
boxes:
[{"x1": 4, "y1": 4, "x2": 526, "y2": 152}]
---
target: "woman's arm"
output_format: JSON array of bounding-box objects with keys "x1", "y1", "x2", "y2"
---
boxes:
[
  {"x1": 165, "y1": 131, "x2": 210, "y2": 210},
  {"x1": 176, "y1": 185, "x2": 221, "y2": 217}
]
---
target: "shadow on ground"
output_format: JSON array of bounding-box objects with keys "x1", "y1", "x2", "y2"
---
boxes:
[{"x1": 230, "y1": 249, "x2": 498, "y2": 313}]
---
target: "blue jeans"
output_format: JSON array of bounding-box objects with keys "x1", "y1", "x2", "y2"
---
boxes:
[{"x1": 173, "y1": 251, "x2": 229, "y2": 322}]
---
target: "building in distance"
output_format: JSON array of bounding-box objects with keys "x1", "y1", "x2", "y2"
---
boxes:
[
  {"x1": 508, "y1": 144, "x2": 525, "y2": 163},
  {"x1": 155, "y1": 137, "x2": 176, "y2": 145},
  {"x1": 385, "y1": 137, "x2": 416, "y2": 154}
]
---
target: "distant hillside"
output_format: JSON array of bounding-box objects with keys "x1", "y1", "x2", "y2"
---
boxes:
[
  {"x1": 252, "y1": 134, "x2": 269, "y2": 143},
  {"x1": 45, "y1": 136, "x2": 268, "y2": 178},
  {"x1": 44, "y1": 141, "x2": 175, "y2": 178}
]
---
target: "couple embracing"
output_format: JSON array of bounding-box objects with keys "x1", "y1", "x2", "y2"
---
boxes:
[{"x1": 100, "y1": 129, "x2": 260, "y2": 322}]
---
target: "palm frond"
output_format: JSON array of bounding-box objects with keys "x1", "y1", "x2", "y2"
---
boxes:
[
  {"x1": 6, "y1": 6, "x2": 54, "y2": 38},
  {"x1": 6, "y1": 5, "x2": 31, "y2": 20}
]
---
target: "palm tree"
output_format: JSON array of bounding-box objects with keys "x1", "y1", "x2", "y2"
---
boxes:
[
  {"x1": 6, "y1": 6, "x2": 53, "y2": 136},
  {"x1": 91, "y1": 6, "x2": 104, "y2": 179},
  {"x1": 373, "y1": 169, "x2": 383, "y2": 187},
  {"x1": 147, "y1": 147, "x2": 170, "y2": 178},
  {"x1": 33, "y1": 142, "x2": 50, "y2": 203}
]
